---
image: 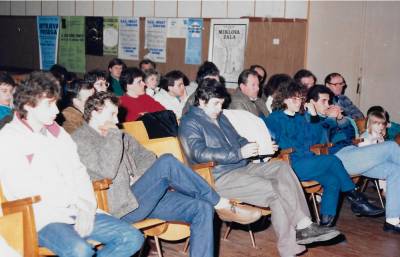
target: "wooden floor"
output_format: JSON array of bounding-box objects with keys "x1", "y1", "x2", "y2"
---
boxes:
[{"x1": 143, "y1": 188, "x2": 400, "y2": 257}]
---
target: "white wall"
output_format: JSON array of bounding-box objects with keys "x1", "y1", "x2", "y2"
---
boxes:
[{"x1": 1, "y1": 0, "x2": 308, "y2": 18}]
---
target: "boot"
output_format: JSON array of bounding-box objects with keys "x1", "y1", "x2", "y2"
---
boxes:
[
  {"x1": 320, "y1": 215, "x2": 336, "y2": 227},
  {"x1": 347, "y1": 190, "x2": 384, "y2": 217}
]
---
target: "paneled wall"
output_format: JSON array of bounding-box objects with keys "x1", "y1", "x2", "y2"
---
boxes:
[{"x1": 0, "y1": 0, "x2": 308, "y2": 19}]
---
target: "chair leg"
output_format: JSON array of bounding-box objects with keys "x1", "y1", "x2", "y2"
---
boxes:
[
  {"x1": 137, "y1": 236, "x2": 147, "y2": 257},
  {"x1": 373, "y1": 179, "x2": 385, "y2": 208},
  {"x1": 247, "y1": 224, "x2": 256, "y2": 248},
  {"x1": 360, "y1": 178, "x2": 369, "y2": 192},
  {"x1": 311, "y1": 193, "x2": 320, "y2": 224},
  {"x1": 154, "y1": 236, "x2": 163, "y2": 257},
  {"x1": 223, "y1": 222, "x2": 232, "y2": 240},
  {"x1": 182, "y1": 237, "x2": 190, "y2": 254}
]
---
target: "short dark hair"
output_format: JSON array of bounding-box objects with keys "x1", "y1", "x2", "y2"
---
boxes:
[
  {"x1": 293, "y1": 69, "x2": 317, "y2": 84},
  {"x1": 196, "y1": 61, "x2": 220, "y2": 85},
  {"x1": 139, "y1": 58, "x2": 156, "y2": 70},
  {"x1": 250, "y1": 64, "x2": 267, "y2": 85},
  {"x1": 84, "y1": 69, "x2": 107, "y2": 84},
  {"x1": 64, "y1": 79, "x2": 93, "y2": 107},
  {"x1": 264, "y1": 73, "x2": 292, "y2": 97},
  {"x1": 50, "y1": 64, "x2": 68, "y2": 86},
  {"x1": 160, "y1": 70, "x2": 188, "y2": 92},
  {"x1": 238, "y1": 69, "x2": 259, "y2": 86},
  {"x1": 194, "y1": 78, "x2": 230, "y2": 106},
  {"x1": 324, "y1": 72, "x2": 346, "y2": 85},
  {"x1": 119, "y1": 67, "x2": 145, "y2": 92},
  {"x1": 271, "y1": 80, "x2": 304, "y2": 111},
  {"x1": 306, "y1": 84, "x2": 334, "y2": 103},
  {"x1": 0, "y1": 72, "x2": 16, "y2": 87},
  {"x1": 13, "y1": 72, "x2": 60, "y2": 119},
  {"x1": 107, "y1": 58, "x2": 127, "y2": 70},
  {"x1": 84, "y1": 91, "x2": 119, "y2": 122}
]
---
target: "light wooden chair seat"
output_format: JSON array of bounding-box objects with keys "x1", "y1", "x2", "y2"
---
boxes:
[{"x1": 0, "y1": 212, "x2": 24, "y2": 256}]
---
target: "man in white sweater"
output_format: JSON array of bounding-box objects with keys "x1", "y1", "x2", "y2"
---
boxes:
[{"x1": 0, "y1": 72, "x2": 143, "y2": 257}]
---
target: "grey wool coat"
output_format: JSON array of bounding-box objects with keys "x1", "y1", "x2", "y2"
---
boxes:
[
  {"x1": 229, "y1": 90, "x2": 270, "y2": 117},
  {"x1": 72, "y1": 123, "x2": 156, "y2": 218}
]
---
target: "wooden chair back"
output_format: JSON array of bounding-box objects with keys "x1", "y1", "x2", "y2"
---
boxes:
[
  {"x1": 355, "y1": 118, "x2": 367, "y2": 134},
  {"x1": 123, "y1": 121, "x2": 150, "y2": 144},
  {"x1": 0, "y1": 212, "x2": 24, "y2": 256}
]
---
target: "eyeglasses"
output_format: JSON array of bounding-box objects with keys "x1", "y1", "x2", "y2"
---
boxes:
[
  {"x1": 94, "y1": 81, "x2": 110, "y2": 88},
  {"x1": 289, "y1": 96, "x2": 305, "y2": 102},
  {"x1": 328, "y1": 82, "x2": 346, "y2": 87}
]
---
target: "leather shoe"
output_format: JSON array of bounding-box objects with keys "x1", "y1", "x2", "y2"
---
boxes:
[
  {"x1": 383, "y1": 222, "x2": 400, "y2": 234},
  {"x1": 351, "y1": 200, "x2": 384, "y2": 217},
  {"x1": 296, "y1": 223, "x2": 341, "y2": 245},
  {"x1": 320, "y1": 215, "x2": 336, "y2": 227},
  {"x1": 216, "y1": 202, "x2": 262, "y2": 225}
]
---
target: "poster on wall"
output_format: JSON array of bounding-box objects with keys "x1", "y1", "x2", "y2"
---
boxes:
[
  {"x1": 144, "y1": 18, "x2": 167, "y2": 63},
  {"x1": 37, "y1": 16, "x2": 59, "y2": 70},
  {"x1": 208, "y1": 19, "x2": 249, "y2": 87},
  {"x1": 118, "y1": 17, "x2": 140, "y2": 60},
  {"x1": 85, "y1": 17, "x2": 103, "y2": 56},
  {"x1": 58, "y1": 16, "x2": 85, "y2": 73},
  {"x1": 185, "y1": 18, "x2": 202, "y2": 65},
  {"x1": 167, "y1": 18, "x2": 188, "y2": 38},
  {"x1": 103, "y1": 17, "x2": 119, "y2": 56}
]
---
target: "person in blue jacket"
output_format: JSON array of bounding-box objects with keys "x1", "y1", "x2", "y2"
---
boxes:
[{"x1": 263, "y1": 80, "x2": 383, "y2": 226}]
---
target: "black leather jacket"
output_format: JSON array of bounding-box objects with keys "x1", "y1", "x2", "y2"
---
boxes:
[{"x1": 179, "y1": 106, "x2": 249, "y2": 179}]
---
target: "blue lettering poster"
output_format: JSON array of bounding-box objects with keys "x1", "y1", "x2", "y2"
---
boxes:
[
  {"x1": 185, "y1": 18, "x2": 202, "y2": 65},
  {"x1": 37, "y1": 16, "x2": 59, "y2": 70}
]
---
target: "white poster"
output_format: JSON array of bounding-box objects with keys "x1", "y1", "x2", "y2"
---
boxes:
[
  {"x1": 145, "y1": 18, "x2": 167, "y2": 63},
  {"x1": 167, "y1": 18, "x2": 188, "y2": 38},
  {"x1": 118, "y1": 17, "x2": 140, "y2": 60},
  {"x1": 208, "y1": 19, "x2": 249, "y2": 87}
]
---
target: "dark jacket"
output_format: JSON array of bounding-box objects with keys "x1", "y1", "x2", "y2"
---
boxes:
[
  {"x1": 179, "y1": 106, "x2": 248, "y2": 179},
  {"x1": 229, "y1": 90, "x2": 269, "y2": 118}
]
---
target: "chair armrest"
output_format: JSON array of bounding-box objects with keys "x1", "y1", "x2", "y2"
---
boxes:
[
  {"x1": 275, "y1": 148, "x2": 293, "y2": 162},
  {"x1": 92, "y1": 179, "x2": 112, "y2": 191},
  {"x1": 190, "y1": 162, "x2": 215, "y2": 188},
  {"x1": 1, "y1": 196, "x2": 41, "y2": 211}
]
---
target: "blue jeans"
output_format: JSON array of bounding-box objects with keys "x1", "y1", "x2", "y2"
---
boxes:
[
  {"x1": 122, "y1": 154, "x2": 219, "y2": 257},
  {"x1": 38, "y1": 213, "x2": 144, "y2": 257},
  {"x1": 335, "y1": 141, "x2": 400, "y2": 218},
  {"x1": 292, "y1": 155, "x2": 355, "y2": 216}
]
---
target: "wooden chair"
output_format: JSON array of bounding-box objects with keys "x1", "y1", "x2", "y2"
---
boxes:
[
  {"x1": 0, "y1": 179, "x2": 166, "y2": 257},
  {"x1": 123, "y1": 121, "x2": 150, "y2": 144},
  {"x1": 0, "y1": 212, "x2": 24, "y2": 256}
]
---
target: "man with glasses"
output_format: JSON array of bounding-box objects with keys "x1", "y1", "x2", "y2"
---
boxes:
[
  {"x1": 325, "y1": 72, "x2": 364, "y2": 119},
  {"x1": 85, "y1": 70, "x2": 110, "y2": 93}
]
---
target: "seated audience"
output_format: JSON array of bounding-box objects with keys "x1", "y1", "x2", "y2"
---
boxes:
[
  {"x1": 84, "y1": 69, "x2": 109, "y2": 92},
  {"x1": 119, "y1": 68, "x2": 165, "y2": 122},
  {"x1": 0, "y1": 72, "x2": 143, "y2": 257},
  {"x1": 325, "y1": 72, "x2": 364, "y2": 119},
  {"x1": 144, "y1": 69, "x2": 161, "y2": 97},
  {"x1": 250, "y1": 64, "x2": 267, "y2": 100},
  {"x1": 264, "y1": 73, "x2": 292, "y2": 113},
  {"x1": 72, "y1": 91, "x2": 261, "y2": 257},
  {"x1": 139, "y1": 58, "x2": 156, "y2": 72},
  {"x1": 307, "y1": 85, "x2": 400, "y2": 233},
  {"x1": 0, "y1": 72, "x2": 15, "y2": 121},
  {"x1": 264, "y1": 81, "x2": 383, "y2": 226},
  {"x1": 107, "y1": 58, "x2": 126, "y2": 96},
  {"x1": 155, "y1": 70, "x2": 189, "y2": 119},
  {"x1": 179, "y1": 79, "x2": 340, "y2": 257},
  {"x1": 62, "y1": 79, "x2": 95, "y2": 134},
  {"x1": 294, "y1": 69, "x2": 317, "y2": 89},
  {"x1": 229, "y1": 69, "x2": 269, "y2": 118}
]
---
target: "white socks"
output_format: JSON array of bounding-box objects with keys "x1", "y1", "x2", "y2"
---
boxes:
[
  {"x1": 214, "y1": 198, "x2": 231, "y2": 209},
  {"x1": 386, "y1": 217, "x2": 400, "y2": 226},
  {"x1": 296, "y1": 217, "x2": 313, "y2": 230}
]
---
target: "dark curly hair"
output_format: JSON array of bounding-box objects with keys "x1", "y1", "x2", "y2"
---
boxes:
[
  {"x1": 271, "y1": 80, "x2": 305, "y2": 111},
  {"x1": 194, "y1": 78, "x2": 230, "y2": 107},
  {"x1": 13, "y1": 71, "x2": 60, "y2": 119},
  {"x1": 84, "y1": 91, "x2": 119, "y2": 122}
]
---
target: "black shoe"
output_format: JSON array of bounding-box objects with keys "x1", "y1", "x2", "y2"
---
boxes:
[
  {"x1": 351, "y1": 200, "x2": 385, "y2": 217},
  {"x1": 320, "y1": 215, "x2": 336, "y2": 227},
  {"x1": 346, "y1": 189, "x2": 368, "y2": 203},
  {"x1": 296, "y1": 223, "x2": 341, "y2": 245},
  {"x1": 383, "y1": 222, "x2": 400, "y2": 234}
]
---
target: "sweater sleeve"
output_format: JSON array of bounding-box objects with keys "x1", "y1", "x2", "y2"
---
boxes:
[{"x1": 125, "y1": 133, "x2": 157, "y2": 177}]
